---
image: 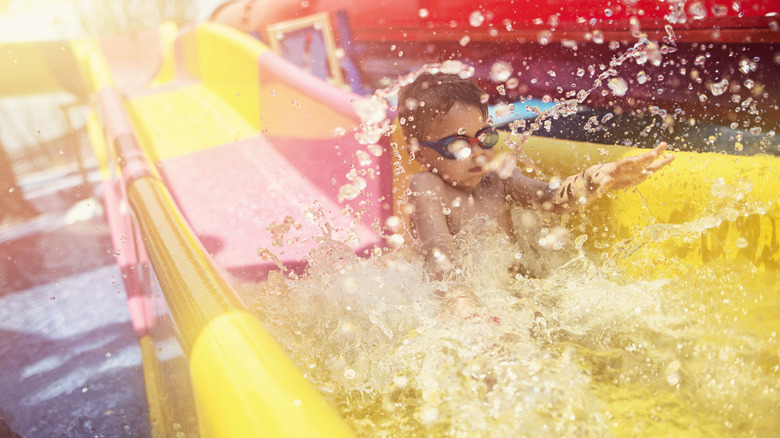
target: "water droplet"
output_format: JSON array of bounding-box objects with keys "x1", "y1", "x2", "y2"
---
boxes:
[
  {"x1": 506, "y1": 77, "x2": 519, "y2": 89},
  {"x1": 387, "y1": 234, "x2": 404, "y2": 248},
  {"x1": 356, "y1": 150, "x2": 372, "y2": 166},
  {"x1": 710, "y1": 79, "x2": 729, "y2": 96},
  {"x1": 604, "y1": 8, "x2": 613, "y2": 17},
  {"x1": 450, "y1": 141, "x2": 472, "y2": 160},
  {"x1": 665, "y1": 24, "x2": 677, "y2": 42},
  {"x1": 592, "y1": 30, "x2": 604, "y2": 44},
  {"x1": 743, "y1": 78, "x2": 754, "y2": 89},
  {"x1": 468, "y1": 10, "x2": 485, "y2": 27},
  {"x1": 576, "y1": 68, "x2": 585, "y2": 77},
  {"x1": 734, "y1": 141, "x2": 743, "y2": 151},
  {"x1": 736, "y1": 237, "x2": 749, "y2": 248},
  {"x1": 537, "y1": 30, "x2": 552, "y2": 45},
  {"x1": 385, "y1": 215, "x2": 402, "y2": 230},
  {"x1": 689, "y1": 1, "x2": 707, "y2": 19},
  {"x1": 607, "y1": 77, "x2": 628, "y2": 96},
  {"x1": 711, "y1": 4, "x2": 729, "y2": 17},
  {"x1": 749, "y1": 126, "x2": 761, "y2": 135},
  {"x1": 629, "y1": 16, "x2": 642, "y2": 37},
  {"x1": 459, "y1": 35, "x2": 471, "y2": 46},
  {"x1": 480, "y1": 93, "x2": 490, "y2": 104},
  {"x1": 403, "y1": 98, "x2": 419, "y2": 111},
  {"x1": 332, "y1": 126, "x2": 346, "y2": 136},
  {"x1": 695, "y1": 54, "x2": 707, "y2": 66},
  {"x1": 354, "y1": 97, "x2": 388, "y2": 125},
  {"x1": 739, "y1": 59, "x2": 750, "y2": 74},
  {"x1": 337, "y1": 177, "x2": 367, "y2": 202},
  {"x1": 489, "y1": 61, "x2": 513, "y2": 82},
  {"x1": 574, "y1": 234, "x2": 588, "y2": 249},
  {"x1": 420, "y1": 406, "x2": 439, "y2": 423},
  {"x1": 601, "y1": 113, "x2": 614, "y2": 123},
  {"x1": 637, "y1": 71, "x2": 648, "y2": 84},
  {"x1": 494, "y1": 154, "x2": 516, "y2": 179},
  {"x1": 711, "y1": 177, "x2": 727, "y2": 198},
  {"x1": 418, "y1": 8, "x2": 429, "y2": 18}
]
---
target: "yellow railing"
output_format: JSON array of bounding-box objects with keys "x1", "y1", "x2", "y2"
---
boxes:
[{"x1": 82, "y1": 32, "x2": 355, "y2": 437}]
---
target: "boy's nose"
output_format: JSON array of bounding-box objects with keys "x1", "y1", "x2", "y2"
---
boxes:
[{"x1": 470, "y1": 145, "x2": 488, "y2": 163}]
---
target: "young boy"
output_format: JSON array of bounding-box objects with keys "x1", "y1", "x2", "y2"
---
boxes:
[{"x1": 398, "y1": 72, "x2": 674, "y2": 286}]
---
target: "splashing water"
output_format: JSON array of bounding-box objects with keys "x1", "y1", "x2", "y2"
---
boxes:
[
  {"x1": 245, "y1": 6, "x2": 780, "y2": 430},
  {"x1": 240, "y1": 195, "x2": 779, "y2": 436}
]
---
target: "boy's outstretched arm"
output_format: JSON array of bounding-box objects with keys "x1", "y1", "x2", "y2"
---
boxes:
[
  {"x1": 408, "y1": 172, "x2": 459, "y2": 280},
  {"x1": 408, "y1": 173, "x2": 486, "y2": 317},
  {"x1": 505, "y1": 142, "x2": 674, "y2": 212}
]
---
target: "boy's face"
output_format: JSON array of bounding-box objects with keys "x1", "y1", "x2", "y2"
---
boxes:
[{"x1": 416, "y1": 103, "x2": 494, "y2": 189}]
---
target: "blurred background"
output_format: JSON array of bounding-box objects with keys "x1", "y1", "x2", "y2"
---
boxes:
[
  {"x1": 0, "y1": 2, "x2": 213, "y2": 437},
  {"x1": 0, "y1": 0, "x2": 209, "y2": 222}
]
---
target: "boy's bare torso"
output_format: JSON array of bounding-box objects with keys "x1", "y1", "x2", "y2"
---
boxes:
[{"x1": 414, "y1": 171, "x2": 515, "y2": 237}]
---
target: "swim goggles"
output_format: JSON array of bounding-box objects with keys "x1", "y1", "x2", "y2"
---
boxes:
[{"x1": 417, "y1": 126, "x2": 500, "y2": 160}]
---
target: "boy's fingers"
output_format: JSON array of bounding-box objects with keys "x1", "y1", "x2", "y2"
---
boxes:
[
  {"x1": 646, "y1": 154, "x2": 675, "y2": 173},
  {"x1": 633, "y1": 143, "x2": 673, "y2": 169},
  {"x1": 620, "y1": 151, "x2": 658, "y2": 173}
]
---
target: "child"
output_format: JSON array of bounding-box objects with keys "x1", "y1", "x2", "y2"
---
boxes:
[{"x1": 398, "y1": 72, "x2": 673, "y2": 311}]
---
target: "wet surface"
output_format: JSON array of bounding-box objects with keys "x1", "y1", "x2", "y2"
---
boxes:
[{"x1": 0, "y1": 201, "x2": 150, "y2": 437}]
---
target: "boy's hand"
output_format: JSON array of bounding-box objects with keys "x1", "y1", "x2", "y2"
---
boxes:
[{"x1": 587, "y1": 142, "x2": 674, "y2": 192}]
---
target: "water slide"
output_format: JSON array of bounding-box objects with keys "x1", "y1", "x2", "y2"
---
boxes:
[
  {"x1": 83, "y1": 22, "x2": 392, "y2": 437},
  {"x1": 4, "y1": 15, "x2": 779, "y2": 437}
]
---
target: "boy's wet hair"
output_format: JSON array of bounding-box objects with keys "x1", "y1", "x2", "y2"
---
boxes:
[{"x1": 398, "y1": 72, "x2": 488, "y2": 141}]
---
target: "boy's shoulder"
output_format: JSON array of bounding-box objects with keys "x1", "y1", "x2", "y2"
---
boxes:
[
  {"x1": 409, "y1": 171, "x2": 450, "y2": 201},
  {"x1": 409, "y1": 170, "x2": 442, "y2": 188}
]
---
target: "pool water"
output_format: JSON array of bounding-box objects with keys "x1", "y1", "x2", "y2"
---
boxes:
[{"x1": 239, "y1": 202, "x2": 779, "y2": 437}]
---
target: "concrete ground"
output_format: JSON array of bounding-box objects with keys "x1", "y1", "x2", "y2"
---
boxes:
[{"x1": 0, "y1": 195, "x2": 150, "y2": 437}]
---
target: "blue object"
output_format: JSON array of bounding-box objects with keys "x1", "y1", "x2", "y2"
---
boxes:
[
  {"x1": 489, "y1": 99, "x2": 559, "y2": 126},
  {"x1": 276, "y1": 27, "x2": 331, "y2": 81}
]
